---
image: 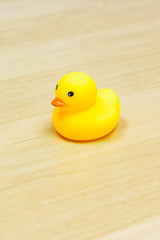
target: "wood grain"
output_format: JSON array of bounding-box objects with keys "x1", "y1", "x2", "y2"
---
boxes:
[{"x1": 0, "y1": 0, "x2": 160, "y2": 239}]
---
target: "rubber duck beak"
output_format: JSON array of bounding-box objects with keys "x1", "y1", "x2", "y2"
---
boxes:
[{"x1": 51, "y1": 98, "x2": 66, "y2": 107}]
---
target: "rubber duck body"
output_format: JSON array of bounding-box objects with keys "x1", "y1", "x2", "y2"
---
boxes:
[{"x1": 51, "y1": 72, "x2": 120, "y2": 141}]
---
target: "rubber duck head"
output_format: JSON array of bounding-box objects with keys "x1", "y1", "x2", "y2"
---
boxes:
[{"x1": 51, "y1": 72, "x2": 97, "y2": 113}]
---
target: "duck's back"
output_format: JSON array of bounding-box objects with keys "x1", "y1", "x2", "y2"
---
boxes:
[{"x1": 53, "y1": 89, "x2": 120, "y2": 141}]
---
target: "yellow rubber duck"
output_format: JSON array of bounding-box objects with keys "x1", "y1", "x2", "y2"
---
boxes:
[{"x1": 51, "y1": 72, "x2": 120, "y2": 141}]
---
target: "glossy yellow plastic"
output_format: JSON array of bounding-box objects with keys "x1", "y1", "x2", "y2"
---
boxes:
[{"x1": 51, "y1": 72, "x2": 120, "y2": 141}]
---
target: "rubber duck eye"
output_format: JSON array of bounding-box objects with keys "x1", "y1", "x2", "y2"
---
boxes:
[
  {"x1": 56, "y1": 84, "x2": 58, "y2": 90},
  {"x1": 68, "y1": 91, "x2": 74, "y2": 97}
]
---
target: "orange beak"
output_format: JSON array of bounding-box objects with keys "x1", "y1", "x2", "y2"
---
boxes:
[{"x1": 51, "y1": 98, "x2": 66, "y2": 107}]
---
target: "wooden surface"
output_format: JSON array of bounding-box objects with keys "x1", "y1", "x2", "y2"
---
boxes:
[{"x1": 0, "y1": 0, "x2": 160, "y2": 239}]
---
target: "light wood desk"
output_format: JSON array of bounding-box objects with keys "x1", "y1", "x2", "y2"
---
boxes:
[{"x1": 0, "y1": 0, "x2": 160, "y2": 239}]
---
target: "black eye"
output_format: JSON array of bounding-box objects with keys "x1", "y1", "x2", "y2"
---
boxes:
[
  {"x1": 68, "y1": 91, "x2": 74, "y2": 97},
  {"x1": 55, "y1": 84, "x2": 58, "y2": 90}
]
